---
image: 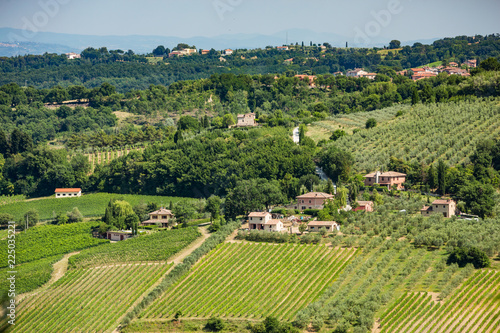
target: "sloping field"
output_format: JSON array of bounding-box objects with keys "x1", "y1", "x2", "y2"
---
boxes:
[
  {"x1": 379, "y1": 269, "x2": 500, "y2": 333},
  {"x1": 0, "y1": 192, "x2": 198, "y2": 220},
  {"x1": 142, "y1": 242, "x2": 358, "y2": 321},
  {"x1": 6, "y1": 263, "x2": 172, "y2": 333},
  {"x1": 314, "y1": 99, "x2": 500, "y2": 171}
]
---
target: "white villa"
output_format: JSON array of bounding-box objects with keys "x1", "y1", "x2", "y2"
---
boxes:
[{"x1": 248, "y1": 212, "x2": 284, "y2": 232}]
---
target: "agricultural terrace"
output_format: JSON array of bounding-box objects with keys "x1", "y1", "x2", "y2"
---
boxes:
[
  {"x1": 69, "y1": 227, "x2": 201, "y2": 269},
  {"x1": 379, "y1": 269, "x2": 500, "y2": 333},
  {"x1": 4, "y1": 263, "x2": 172, "y2": 333},
  {"x1": 0, "y1": 192, "x2": 199, "y2": 220},
  {"x1": 293, "y1": 238, "x2": 476, "y2": 332},
  {"x1": 0, "y1": 222, "x2": 107, "y2": 267},
  {"x1": 311, "y1": 99, "x2": 500, "y2": 172},
  {"x1": 142, "y1": 242, "x2": 358, "y2": 321}
]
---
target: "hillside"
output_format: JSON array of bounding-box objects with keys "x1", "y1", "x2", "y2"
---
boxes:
[{"x1": 310, "y1": 99, "x2": 500, "y2": 172}]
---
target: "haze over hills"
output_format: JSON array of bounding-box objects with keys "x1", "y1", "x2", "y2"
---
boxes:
[{"x1": 0, "y1": 27, "x2": 440, "y2": 56}]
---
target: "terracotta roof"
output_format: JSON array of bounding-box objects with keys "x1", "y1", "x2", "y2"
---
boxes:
[
  {"x1": 149, "y1": 208, "x2": 173, "y2": 215},
  {"x1": 421, "y1": 206, "x2": 431, "y2": 211},
  {"x1": 55, "y1": 188, "x2": 81, "y2": 193},
  {"x1": 432, "y1": 199, "x2": 454, "y2": 205},
  {"x1": 308, "y1": 221, "x2": 338, "y2": 226},
  {"x1": 296, "y1": 192, "x2": 334, "y2": 199},
  {"x1": 248, "y1": 212, "x2": 271, "y2": 217},
  {"x1": 356, "y1": 201, "x2": 374, "y2": 206},
  {"x1": 265, "y1": 219, "x2": 282, "y2": 225},
  {"x1": 142, "y1": 219, "x2": 170, "y2": 224}
]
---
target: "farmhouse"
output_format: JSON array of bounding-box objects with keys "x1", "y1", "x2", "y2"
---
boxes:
[
  {"x1": 55, "y1": 188, "x2": 82, "y2": 198},
  {"x1": 465, "y1": 59, "x2": 477, "y2": 68},
  {"x1": 224, "y1": 49, "x2": 233, "y2": 55},
  {"x1": 106, "y1": 230, "x2": 133, "y2": 241},
  {"x1": 236, "y1": 113, "x2": 256, "y2": 127},
  {"x1": 421, "y1": 199, "x2": 456, "y2": 218},
  {"x1": 354, "y1": 201, "x2": 374, "y2": 212},
  {"x1": 248, "y1": 212, "x2": 283, "y2": 231},
  {"x1": 201, "y1": 49, "x2": 210, "y2": 55},
  {"x1": 308, "y1": 221, "x2": 339, "y2": 232},
  {"x1": 141, "y1": 208, "x2": 175, "y2": 228},
  {"x1": 65, "y1": 52, "x2": 81, "y2": 59},
  {"x1": 346, "y1": 68, "x2": 376, "y2": 79},
  {"x1": 364, "y1": 171, "x2": 406, "y2": 190},
  {"x1": 295, "y1": 192, "x2": 334, "y2": 210},
  {"x1": 277, "y1": 46, "x2": 289, "y2": 50},
  {"x1": 294, "y1": 75, "x2": 317, "y2": 87}
]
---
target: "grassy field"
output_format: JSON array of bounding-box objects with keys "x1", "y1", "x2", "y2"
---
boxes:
[
  {"x1": 141, "y1": 242, "x2": 358, "y2": 321},
  {"x1": 0, "y1": 192, "x2": 199, "y2": 221},
  {"x1": 5, "y1": 263, "x2": 173, "y2": 333},
  {"x1": 310, "y1": 99, "x2": 500, "y2": 171},
  {"x1": 378, "y1": 269, "x2": 500, "y2": 332}
]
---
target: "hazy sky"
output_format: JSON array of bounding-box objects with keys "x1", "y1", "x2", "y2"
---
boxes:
[{"x1": 1, "y1": 0, "x2": 499, "y2": 40}]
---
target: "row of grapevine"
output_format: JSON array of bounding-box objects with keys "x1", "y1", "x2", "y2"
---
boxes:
[
  {"x1": 142, "y1": 242, "x2": 358, "y2": 321},
  {"x1": 379, "y1": 270, "x2": 500, "y2": 333},
  {"x1": 84, "y1": 146, "x2": 145, "y2": 172},
  {"x1": 68, "y1": 227, "x2": 201, "y2": 269},
  {"x1": 5, "y1": 263, "x2": 172, "y2": 333}
]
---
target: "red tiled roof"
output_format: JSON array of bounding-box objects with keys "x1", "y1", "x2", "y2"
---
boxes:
[
  {"x1": 149, "y1": 208, "x2": 173, "y2": 215},
  {"x1": 296, "y1": 192, "x2": 334, "y2": 199},
  {"x1": 432, "y1": 199, "x2": 454, "y2": 205},
  {"x1": 308, "y1": 221, "x2": 338, "y2": 226},
  {"x1": 364, "y1": 171, "x2": 407, "y2": 178},
  {"x1": 249, "y1": 212, "x2": 271, "y2": 217},
  {"x1": 55, "y1": 188, "x2": 81, "y2": 193}
]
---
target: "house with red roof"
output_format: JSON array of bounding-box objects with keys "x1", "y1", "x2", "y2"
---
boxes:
[
  {"x1": 364, "y1": 171, "x2": 406, "y2": 190},
  {"x1": 248, "y1": 212, "x2": 283, "y2": 231},
  {"x1": 307, "y1": 220, "x2": 339, "y2": 232},
  {"x1": 354, "y1": 201, "x2": 374, "y2": 212},
  {"x1": 141, "y1": 208, "x2": 175, "y2": 228},
  {"x1": 421, "y1": 199, "x2": 456, "y2": 218},
  {"x1": 55, "y1": 188, "x2": 82, "y2": 198},
  {"x1": 295, "y1": 192, "x2": 334, "y2": 210}
]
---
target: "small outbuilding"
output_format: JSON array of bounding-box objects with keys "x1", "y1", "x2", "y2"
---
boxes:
[
  {"x1": 55, "y1": 188, "x2": 82, "y2": 198},
  {"x1": 308, "y1": 221, "x2": 339, "y2": 232},
  {"x1": 106, "y1": 231, "x2": 133, "y2": 241},
  {"x1": 354, "y1": 201, "x2": 374, "y2": 212}
]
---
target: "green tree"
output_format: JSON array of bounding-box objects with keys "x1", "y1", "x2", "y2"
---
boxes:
[
  {"x1": 447, "y1": 247, "x2": 490, "y2": 268},
  {"x1": 365, "y1": 118, "x2": 377, "y2": 129},
  {"x1": 389, "y1": 40, "x2": 401, "y2": 49},
  {"x1": 205, "y1": 317, "x2": 225, "y2": 331},
  {"x1": 427, "y1": 164, "x2": 438, "y2": 190},
  {"x1": 66, "y1": 207, "x2": 83, "y2": 223},
  {"x1": 437, "y1": 160, "x2": 448, "y2": 195},
  {"x1": 324, "y1": 179, "x2": 335, "y2": 194},
  {"x1": 173, "y1": 201, "x2": 196, "y2": 226},
  {"x1": 317, "y1": 146, "x2": 354, "y2": 182},
  {"x1": 222, "y1": 113, "x2": 236, "y2": 127},
  {"x1": 0, "y1": 213, "x2": 14, "y2": 227},
  {"x1": 411, "y1": 87, "x2": 420, "y2": 105},
  {"x1": 299, "y1": 223, "x2": 307, "y2": 234},
  {"x1": 21, "y1": 209, "x2": 39, "y2": 229},
  {"x1": 125, "y1": 214, "x2": 139, "y2": 235},
  {"x1": 458, "y1": 181, "x2": 495, "y2": 218},
  {"x1": 55, "y1": 212, "x2": 68, "y2": 225},
  {"x1": 330, "y1": 129, "x2": 346, "y2": 141},
  {"x1": 206, "y1": 195, "x2": 221, "y2": 221}
]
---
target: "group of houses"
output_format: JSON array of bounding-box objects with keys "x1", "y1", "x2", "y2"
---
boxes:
[
  {"x1": 398, "y1": 60, "x2": 476, "y2": 81},
  {"x1": 247, "y1": 210, "x2": 339, "y2": 233},
  {"x1": 346, "y1": 68, "x2": 378, "y2": 80}
]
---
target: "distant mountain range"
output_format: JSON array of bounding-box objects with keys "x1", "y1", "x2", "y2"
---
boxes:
[{"x1": 0, "y1": 27, "x2": 440, "y2": 56}]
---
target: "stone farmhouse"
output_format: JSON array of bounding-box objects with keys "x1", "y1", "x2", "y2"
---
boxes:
[
  {"x1": 248, "y1": 212, "x2": 283, "y2": 232},
  {"x1": 346, "y1": 68, "x2": 377, "y2": 80},
  {"x1": 364, "y1": 171, "x2": 406, "y2": 190},
  {"x1": 354, "y1": 201, "x2": 374, "y2": 212},
  {"x1": 421, "y1": 199, "x2": 456, "y2": 218},
  {"x1": 55, "y1": 188, "x2": 82, "y2": 198},
  {"x1": 237, "y1": 113, "x2": 256, "y2": 127},
  {"x1": 141, "y1": 208, "x2": 175, "y2": 228},
  {"x1": 295, "y1": 192, "x2": 334, "y2": 210},
  {"x1": 106, "y1": 230, "x2": 133, "y2": 241}
]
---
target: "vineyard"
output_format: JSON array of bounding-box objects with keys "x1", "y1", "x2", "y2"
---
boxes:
[
  {"x1": 0, "y1": 255, "x2": 62, "y2": 295},
  {"x1": 292, "y1": 237, "x2": 476, "y2": 332},
  {"x1": 5, "y1": 263, "x2": 172, "y2": 333},
  {"x1": 81, "y1": 146, "x2": 146, "y2": 172},
  {"x1": 69, "y1": 227, "x2": 201, "y2": 269},
  {"x1": 0, "y1": 192, "x2": 199, "y2": 220},
  {"x1": 141, "y1": 242, "x2": 358, "y2": 321},
  {"x1": 0, "y1": 222, "x2": 107, "y2": 267},
  {"x1": 378, "y1": 269, "x2": 500, "y2": 333},
  {"x1": 310, "y1": 99, "x2": 500, "y2": 171}
]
